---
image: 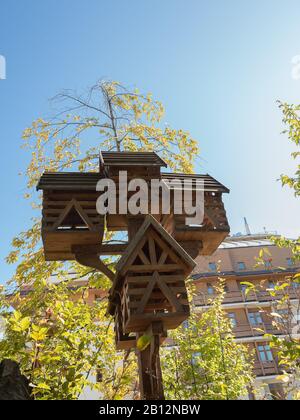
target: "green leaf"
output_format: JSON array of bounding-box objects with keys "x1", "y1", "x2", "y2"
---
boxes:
[
  {"x1": 19, "y1": 317, "x2": 31, "y2": 331},
  {"x1": 137, "y1": 335, "x2": 151, "y2": 351},
  {"x1": 36, "y1": 383, "x2": 51, "y2": 390},
  {"x1": 30, "y1": 325, "x2": 48, "y2": 341}
]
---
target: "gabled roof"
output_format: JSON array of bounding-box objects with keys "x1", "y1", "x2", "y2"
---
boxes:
[
  {"x1": 36, "y1": 172, "x2": 104, "y2": 191},
  {"x1": 100, "y1": 151, "x2": 167, "y2": 169},
  {"x1": 115, "y1": 214, "x2": 196, "y2": 275},
  {"x1": 161, "y1": 173, "x2": 230, "y2": 193},
  {"x1": 108, "y1": 215, "x2": 196, "y2": 314}
]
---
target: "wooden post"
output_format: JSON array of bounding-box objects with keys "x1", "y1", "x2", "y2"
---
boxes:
[
  {"x1": 137, "y1": 321, "x2": 165, "y2": 400},
  {"x1": 127, "y1": 217, "x2": 165, "y2": 400}
]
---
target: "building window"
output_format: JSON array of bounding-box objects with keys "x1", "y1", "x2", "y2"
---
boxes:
[
  {"x1": 277, "y1": 308, "x2": 289, "y2": 317},
  {"x1": 228, "y1": 312, "x2": 237, "y2": 327},
  {"x1": 292, "y1": 281, "x2": 300, "y2": 289},
  {"x1": 286, "y1": 258, "x2": 294, "y2": 267},
  {"x1": 192, "y1": 352, "x2": 202, "y2": 365},
  {"x1": 182, "y1": 320, "x2": 189, "y2": 329},
  {"x1": 239, "y1": 283, "x2": 247, "y2": 293},
  {"x1": 248, "y1": 312, "x2": 263, "y2": 325},
  {"x1": 208, "y1": 262, "x2": 217, "y2": 272},
  {"x1": 264, "y1": 260, "x2": 272, "y2": 268},
  {"x1": 237, "y1": 262, "x2": 246, "y2": 271},
  {"x1": 276, "y1": 308, "x2": 289, "y2": 323},
  {"x1": 257, "y1": 344, "x2": 273, "y2": 362},
  {"x1": 95, "y1": 295, "x2": 103, "y2": 302},
  {"x1": 268, "y1": 280, "x2": 275, "y2": 290},
  {"x1": 207, "y1": 283, "x2": 214, "y2": 295}
]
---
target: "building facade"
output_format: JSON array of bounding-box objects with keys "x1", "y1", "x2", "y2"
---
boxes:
[{"x1": 193, "y1": 234, "x2": 300, "y2": 398}]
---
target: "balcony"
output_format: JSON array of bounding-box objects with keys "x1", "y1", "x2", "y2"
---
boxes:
[
  {"x1": 193, "y1": 288, "x2": 299, "y2": 307},
  {"x1": 232, "y1": 323, "x2": 281, "y2": 339},
  {"x1": 253, "y1": 360, "x2": 279, "y2": 377}
]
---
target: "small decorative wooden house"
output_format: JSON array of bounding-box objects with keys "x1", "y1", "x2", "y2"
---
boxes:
[
  {"x1": 99, "y1": 151, "x2": 230, "y2": 259},
  {"x1": 37, "y1": 172, "x2": 105, "y2": 261},
  {"x1": 36, "y1": 151, "x2": 231, "y2": 400},
  {"x1": 37, "y1": 152, "x2": 230, "y2": 264},
  {"x1": 100, "y1": 151, "x2": 167, "y2": 232},
  {"x1": 108, "y1": 215, "x2": 196, "y2": 336},
  {"x1": 160, "y1": 173, "x2": 230, "y2": 256}
]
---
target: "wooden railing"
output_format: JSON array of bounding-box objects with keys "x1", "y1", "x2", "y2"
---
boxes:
[{"x1": 253, "y1": 359, "x2": 279, "y2": 377}]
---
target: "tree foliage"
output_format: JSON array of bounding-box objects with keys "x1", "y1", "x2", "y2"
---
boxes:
[
  {"x1": 278, "y1": 101, "x2": 300, "y2": 196},
  {"x1": 241, "y1": 102, "x2": 300, "y2": 399},
  {"x1": 0, "y1": 282, "x2": 137, "y2": 400},
  {"x1": 161, "y1": 283, "x2": 254, "y2": 400},
  {"x1": 0, "y1": 80, "x2": 200, "y2": 399},
  {"x1": 269, "y1": 101, "x2": 300, "y2": 398}
]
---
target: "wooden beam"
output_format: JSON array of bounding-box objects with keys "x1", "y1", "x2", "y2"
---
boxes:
[
  {"x1": 128, "y1": 264, "x2": 181, "y2": 273},
  {"x1": 148, "y1": 234, "x2": 157, "y2": 265},
  {"x1": 72, "y1": 243, "x2": 127, "y2": 255},
  {"x1": 49, "y1": 199, "x2": 76, "y2": 231},
  {"x1": 136, "y1": 274, "x2": 157, "y2": 315},
  {"x1": 75, "y1": 253, "x2": 115, "y2": 282},
  {"x1": 154, "y1": 271, "x2": 183, "y2": 312},
  {"x1": 138, "y1": 249, "x2": 151, "y2": 265}
]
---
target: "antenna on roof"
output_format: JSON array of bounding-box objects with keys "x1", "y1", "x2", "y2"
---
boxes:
[{"x1": 244, "y1": 217, "x2": 251, "y2": 236}]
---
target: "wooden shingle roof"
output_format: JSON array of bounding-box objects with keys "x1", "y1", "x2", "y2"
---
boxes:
[
  {"x1": 116, "y1": 215, "x2": 196, "y2": 275},
  {"x1": 36, "y1": 172, "x2": 104, "y2": 191},
  {"x1": 161, "y1": 173, "x2": 230, "y2": 193},
  {"x1": 108, "y1": 215, "x2": 196, "y2": 315},
  {"x1": 100, "y1": 151, "x2": 167, "y2": 169},
  {"x1": 37, "y1": 153, "x2": 229, "y2": 194},
  {"x1": 37, "y1": 171, "x2": 229, "y2": 193}
]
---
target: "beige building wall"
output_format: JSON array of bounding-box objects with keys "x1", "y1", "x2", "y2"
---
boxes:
[
  {"x1": 192, "y1": 234, "x2": 300, "y2": 399},
  {"x1": 195, "y1": 243, "x2": 294, "y2": 275}
]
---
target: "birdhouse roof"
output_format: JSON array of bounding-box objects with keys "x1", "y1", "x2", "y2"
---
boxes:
[
  {"x1": 100, "y1": 151, "x2": 167, "y2": 170},
  {"x1": 117, "y1": 215, "x2": 195, "y2": 274},
  {"x1": 108, "y1": 215, "x2": 196, "y2": 315},
  {"x1": 161, "y1": 173, "x2": 230, "y2": 193},
  {"x1": 36, "y1": 172, "x2": 105, "y2": 191}
]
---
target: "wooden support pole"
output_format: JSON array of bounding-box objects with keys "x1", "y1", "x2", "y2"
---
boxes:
[{"x1": 137, "y1": 321, "x2": 165, "y2": 400}]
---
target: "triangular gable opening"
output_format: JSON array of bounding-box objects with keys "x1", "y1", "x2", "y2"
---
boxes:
[
  {"x1": 59, "y1": 206, "x2": 88, "y2": 229},
  {"x1": 52, "y1": 199, "x2": 94, "y2": 231},
  {"x1": 135, "y1": 271, "x2": 186, "y2": 316},
  {"x1": 130, "y1": 230, "x2": 184, "y2": 270}
]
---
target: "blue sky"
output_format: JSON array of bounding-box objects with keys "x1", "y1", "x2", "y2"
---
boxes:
[{"x1": 0, "y1": 0, "x2": 300, "y2": 282}]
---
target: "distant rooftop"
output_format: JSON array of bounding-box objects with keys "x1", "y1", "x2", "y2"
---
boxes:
[{"x1": 219, "y1": 234, "x2": 279, "y2": 249}]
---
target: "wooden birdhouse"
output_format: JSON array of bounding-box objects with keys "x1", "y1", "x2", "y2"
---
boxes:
[
  {"x1": 36, "y1": 151, "x2": 231, "y2": 401},
  {"x1": 160, "y1": 173, "x2": 230, "y2": 256},
  {"x1": 98, "y1": 151, "x2": 230, "y2": 260},
  {"x1": 100, "y1": 151, "x2": 168, "y2": 232},
  {"x1": 108, "y1": 215, "x2": 196, "y2": 335},
  {"x1": 37, "y1": 153, "x2": 230, "y2": 264},
  {"x1": 37, "y1": 172, "x2": 105, "y2": 261}
]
